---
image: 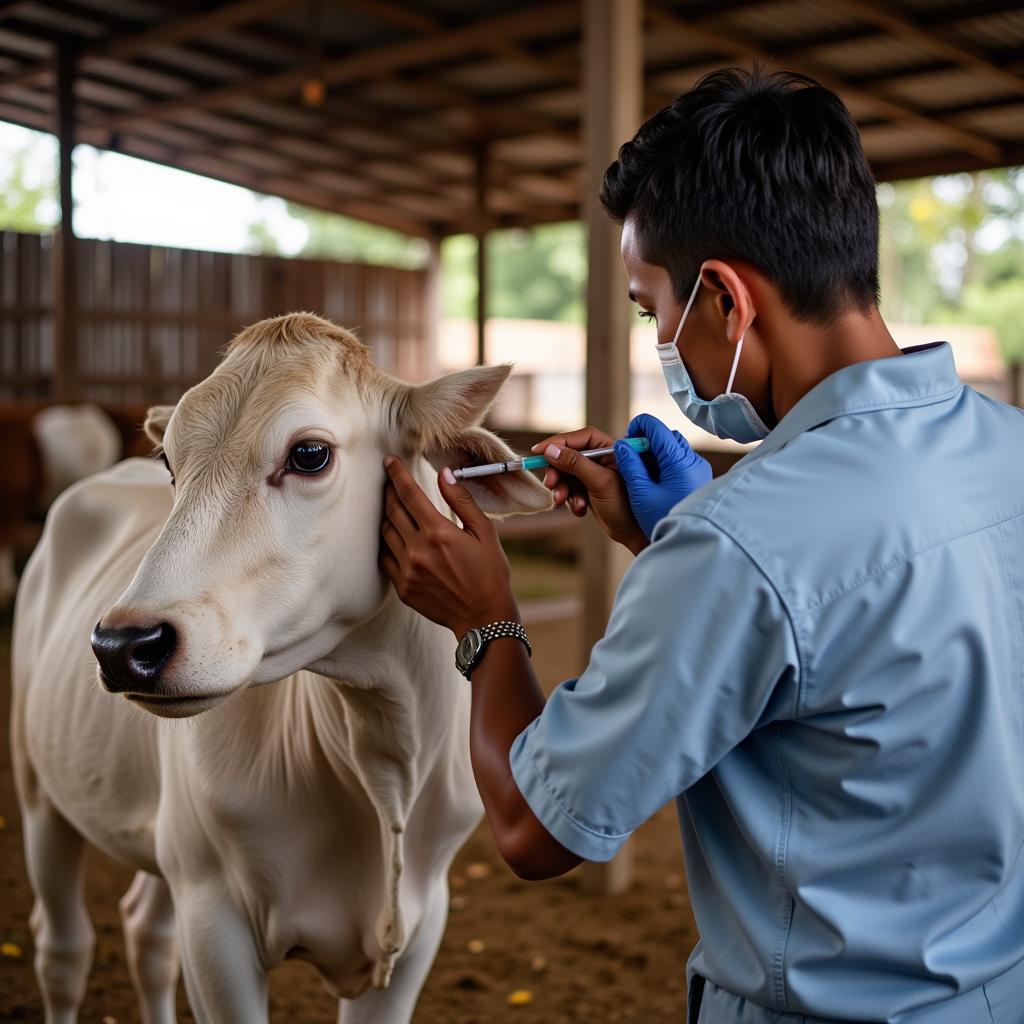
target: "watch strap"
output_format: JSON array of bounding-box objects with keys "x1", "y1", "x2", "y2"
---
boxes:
[{"x1": 478, "y1": 620, "x2": 532, "y2": 658}]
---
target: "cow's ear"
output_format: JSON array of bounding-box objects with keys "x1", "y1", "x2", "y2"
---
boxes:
[
  {"x1": 403, "y1": 366, "x2": 552, "y2": 518},
  {"x1": 144, "y1": 404, "x2": 175, "y2": 447}
]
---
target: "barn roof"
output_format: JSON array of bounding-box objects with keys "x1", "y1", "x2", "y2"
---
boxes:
[{"x1": 0, "y1": 0, "x2": 1022, "y2": 237}]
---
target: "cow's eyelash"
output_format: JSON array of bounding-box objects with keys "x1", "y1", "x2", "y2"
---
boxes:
[{"x1": 159, "y1": 451, "x2": 176, "y2": 486}]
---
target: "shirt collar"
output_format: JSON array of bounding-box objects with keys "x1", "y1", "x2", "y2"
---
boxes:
[{"x1": 754, "y1": 341, "x2": 963, "y2": 457}]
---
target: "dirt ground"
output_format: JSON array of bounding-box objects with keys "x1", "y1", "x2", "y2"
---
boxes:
[{"x1": 1, "y1": 560, "x2": 698, "y2": 1022}]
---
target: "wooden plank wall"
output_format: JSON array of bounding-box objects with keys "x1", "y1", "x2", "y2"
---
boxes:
[{"x1": 0, "y1": 231, "x2": 431, "y2": 402}]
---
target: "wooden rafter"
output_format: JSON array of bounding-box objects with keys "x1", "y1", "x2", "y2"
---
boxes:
[
  {"x1": 0, "y1": 0, "x2": 298, "y2": 91},
  {"x1": 343, "y1": 0, "x2": 580, "y2": 86},
  {"x1": 645, "y1": 4, "x2": 1003, "y2": 164},
  {"x1": 63, "y1": 70, "x2": 577, "y2": 224},
  {"x1": 91, "y1": 3, "x2": 580, "y2": 134},
  {"x1": 831, "y1": 0, "x2": 1024, "y2": 97}
]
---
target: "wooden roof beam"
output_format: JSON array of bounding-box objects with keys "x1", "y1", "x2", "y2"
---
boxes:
[
  {"x1": 872, "y1": 140, "x2": 1024, "y2": 183},
  {"x1": 336, "y1": 0, "x2": 580, "y2": 86},
  {"x1": 95, "y1": 3, "x2": 581, "y2": 134},
  {"x1": 73, "y1": 80, "x2": 564, "y2": 228},
  {"x1": 645, "y1": 4, "x2": 1003, "y2": 164},
  {"x1": 0, "y1": 0, "x2": 298, "y2": 93},
  {"x1": 829, "y1": 0, "x2": 1024, "y2": 97},
  {"x1": 69, "y1": 70, "x2": 570, "y2": 214}
]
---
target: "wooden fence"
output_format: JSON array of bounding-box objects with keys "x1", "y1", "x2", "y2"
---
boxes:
[{"x1": 0, "y1": 231, "x2": 432, "y2": 403}]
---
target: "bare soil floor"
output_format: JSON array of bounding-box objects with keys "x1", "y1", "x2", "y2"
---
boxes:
[{"x1": 1, "y1": 594, "x2": 697, "y2": 1022}]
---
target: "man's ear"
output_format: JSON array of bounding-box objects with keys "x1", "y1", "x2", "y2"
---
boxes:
[
  {"x1": 143, "y1": 404, "x2": 176, "y2": 448},
  {"x1": 402, "y1": 366, "x2": 552, "y2": 518}
]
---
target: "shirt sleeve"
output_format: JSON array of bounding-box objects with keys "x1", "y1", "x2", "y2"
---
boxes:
[{"x1": 509, "y1": 510, "x2": 800, "y2": 861}]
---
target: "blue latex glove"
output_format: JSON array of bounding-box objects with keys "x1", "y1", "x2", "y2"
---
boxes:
[{"x1": 614, "y1": 413, "x2": 713, "y2": 539}]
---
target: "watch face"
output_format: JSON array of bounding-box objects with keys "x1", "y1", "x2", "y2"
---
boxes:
[{"x1": 457, "y1": 629, "x2": 483, "y2": 671}]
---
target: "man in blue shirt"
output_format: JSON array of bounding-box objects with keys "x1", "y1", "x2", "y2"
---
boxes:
[{"x1": 379, "y1": 67, "x2": 1024, "y2": 1022}]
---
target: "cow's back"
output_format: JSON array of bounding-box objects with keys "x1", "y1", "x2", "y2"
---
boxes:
[{"x1": 12, "y1": 457, "x2": 174, "y2": 870}]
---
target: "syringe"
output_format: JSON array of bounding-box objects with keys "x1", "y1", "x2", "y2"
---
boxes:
[{"x1": 453, "y1": 436, "x2": 650, "y2": 480}]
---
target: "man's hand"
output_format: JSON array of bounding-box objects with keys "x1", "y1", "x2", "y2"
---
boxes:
[
  {"x1": 379, "y1": 456, "x2": 519, "y2": 638},
  {"x1": 531, "y1": 426, "x2": 649, "y2": 555},
  {"x1": 615, "y1": 414, "x2": 713, "y2": 539}
]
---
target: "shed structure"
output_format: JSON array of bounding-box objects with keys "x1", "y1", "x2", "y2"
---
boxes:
[{"x1": 2, "y1": 0, "x2": 1023, "y2": 891}]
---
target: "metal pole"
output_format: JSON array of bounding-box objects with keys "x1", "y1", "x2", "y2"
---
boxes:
[
  {"x1": 579, "y1": 0, "x2": 643, "y2": 895},
  {"x1": 54, "y1": 40, "x2": 78, "y2": 401}
]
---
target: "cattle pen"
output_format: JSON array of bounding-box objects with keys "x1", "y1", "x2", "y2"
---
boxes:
[{"x1": 2, "y1": 0, "x2": 1024, "y2": 1021}]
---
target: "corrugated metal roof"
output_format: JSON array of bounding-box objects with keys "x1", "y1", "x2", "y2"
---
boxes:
[{"x1": 0, "y1": 0, "x2": 1021, "y2": 236}]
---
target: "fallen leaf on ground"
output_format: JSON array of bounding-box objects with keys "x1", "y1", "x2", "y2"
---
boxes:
[{"x1": 506, "y1": 988, "x2": 535, "y2": 1006}]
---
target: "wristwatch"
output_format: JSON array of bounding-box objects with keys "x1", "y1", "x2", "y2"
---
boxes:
[{"x1": 455, "y1": 621, "x2": 532, "y2": 679}]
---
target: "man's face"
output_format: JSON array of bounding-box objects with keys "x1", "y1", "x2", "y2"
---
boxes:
[{"x1": 620, "y1": 216, "x2": 754, "y2": 406}]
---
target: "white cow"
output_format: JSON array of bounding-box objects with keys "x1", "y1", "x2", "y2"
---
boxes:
[
  {"x1": 34, "y1": 403, "x2": 122, "y2": 507},
  {"x1": 11, "y1": 313, "x2": 551, "y2": 1024},
  {"x1": 0, "y1": 403, "x2": 121, "y2": 608}
]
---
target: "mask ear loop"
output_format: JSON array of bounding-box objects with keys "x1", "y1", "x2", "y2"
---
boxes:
[
  {"x1": 671, "y1": 274, "x2": 703, "y2": 348},
  {"x1": 725, "y1": 332, "x2": 745, "y2": 395}
]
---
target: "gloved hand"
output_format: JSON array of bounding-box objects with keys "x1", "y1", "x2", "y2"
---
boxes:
[{"x1": 614, "y1": 413, "x2": 712, "y2": 539}]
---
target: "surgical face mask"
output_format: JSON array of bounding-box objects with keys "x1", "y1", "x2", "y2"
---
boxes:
[{"x1": 655, "y1": 275, "x2": 771, "y2": 444}]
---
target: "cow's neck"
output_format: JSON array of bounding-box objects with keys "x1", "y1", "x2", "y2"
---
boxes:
[
  {"x1": 183, "y1": 515, "x2": 467, "y2": 989},
  {"x1": 287, "y1": 464, "x2": 466, "y2": 987}
]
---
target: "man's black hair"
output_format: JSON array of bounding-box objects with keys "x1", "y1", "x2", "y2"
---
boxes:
[{"x1": 600, "y1": 66, "x2": 879, "y2": 323}]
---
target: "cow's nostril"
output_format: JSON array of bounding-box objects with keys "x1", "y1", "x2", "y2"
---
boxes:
[
  {"x1": 131, "y1": 623, "x2": 177, "y2": 671},
  {"x1": 91, "y1": 621, "x2": 178, "y2": 693}
]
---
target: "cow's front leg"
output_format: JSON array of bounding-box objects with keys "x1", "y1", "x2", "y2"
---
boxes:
[
  {"x1": 172, "y1": 884, "x2": 268, "y2": 1024},
  {"x1": 119, "y1": 871, "x2": 178, "y2": 1024}
]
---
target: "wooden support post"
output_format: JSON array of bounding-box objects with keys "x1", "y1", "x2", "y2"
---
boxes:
[
  {"x1": 424, "y1": 234, "x2": 442, "y2": 380},
  {"x1": 579, "y1": 0, "x2": 643, "y2": 895},
  {"x1": 54, "y1": 40, "x2": 78, "y2": 401},
  {"x1": 1010, "y1": 361, "x2": 1024, "y2": 408},
  {"x1": 474, "y1": 142, "x2": 489, "y2": 367}
]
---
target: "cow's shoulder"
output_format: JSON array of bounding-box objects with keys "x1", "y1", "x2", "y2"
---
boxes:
[
  {"x1": 39, "y1": 458, "x2": 172, "y2": 581},
  {"x1": 49, "y1": 454, "x2": 170, "y2": 524}
]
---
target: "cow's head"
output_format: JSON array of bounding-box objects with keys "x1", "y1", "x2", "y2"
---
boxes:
[{"x1": 91, "y1": 313, "x2": 550, "y2": 717}]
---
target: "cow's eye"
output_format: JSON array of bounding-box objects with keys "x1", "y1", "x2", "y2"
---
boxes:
[{"x1": 287, "y1": 440, "x2": 332, "y2": 474}]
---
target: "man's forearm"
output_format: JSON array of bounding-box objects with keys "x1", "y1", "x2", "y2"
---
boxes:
[{"x1": 466, "y1": 634, "x2": 582, "y2": 879}]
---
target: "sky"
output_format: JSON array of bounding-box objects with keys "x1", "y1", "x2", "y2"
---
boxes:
[{"x1": 0, "y1": 120, "x2": 308, "y2": 255}]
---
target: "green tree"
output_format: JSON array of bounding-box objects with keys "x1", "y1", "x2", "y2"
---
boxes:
[
  {"x1": 442, "y1": 222, "x2": 586, "y2": 322},
  {"x1": 0, "y1": 143, "x2": 57, "y2": 231},
  {"x1": 880, "y1": 167, "x2": 1024, "y2": 361},
  {"x1": 949, "y1": 279, "x2": 1024, "y2": 363},
  {"x1": 247, "y1": 199, "x2": 427, "y2": 267}
]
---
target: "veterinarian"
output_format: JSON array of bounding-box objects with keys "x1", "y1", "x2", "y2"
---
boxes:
[{"x1": 379, "y1": 67, "x2": 1024, "y2": 1024}]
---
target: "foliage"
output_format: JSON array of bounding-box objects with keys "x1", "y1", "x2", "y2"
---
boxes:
[
  {"x1": 878, "y1": 168, "x2": 1024, "y2": 361},
  {"x1": 947, "y1": 279, "x2": 1024, "y2": 363},
  {"x1": 247, "y1": 199, "x2": 428, "y2": 268},
  {"x1": 441, "y1": 222, "x2": 587, "y2": 322},
  {"x1": 0, "y1": 142, "x2": 57, "y2": 231}
]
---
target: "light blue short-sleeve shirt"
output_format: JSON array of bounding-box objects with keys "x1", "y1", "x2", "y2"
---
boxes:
[{"x1": 509, "y1": 343, "x2": 1024, "y2": 1023}]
